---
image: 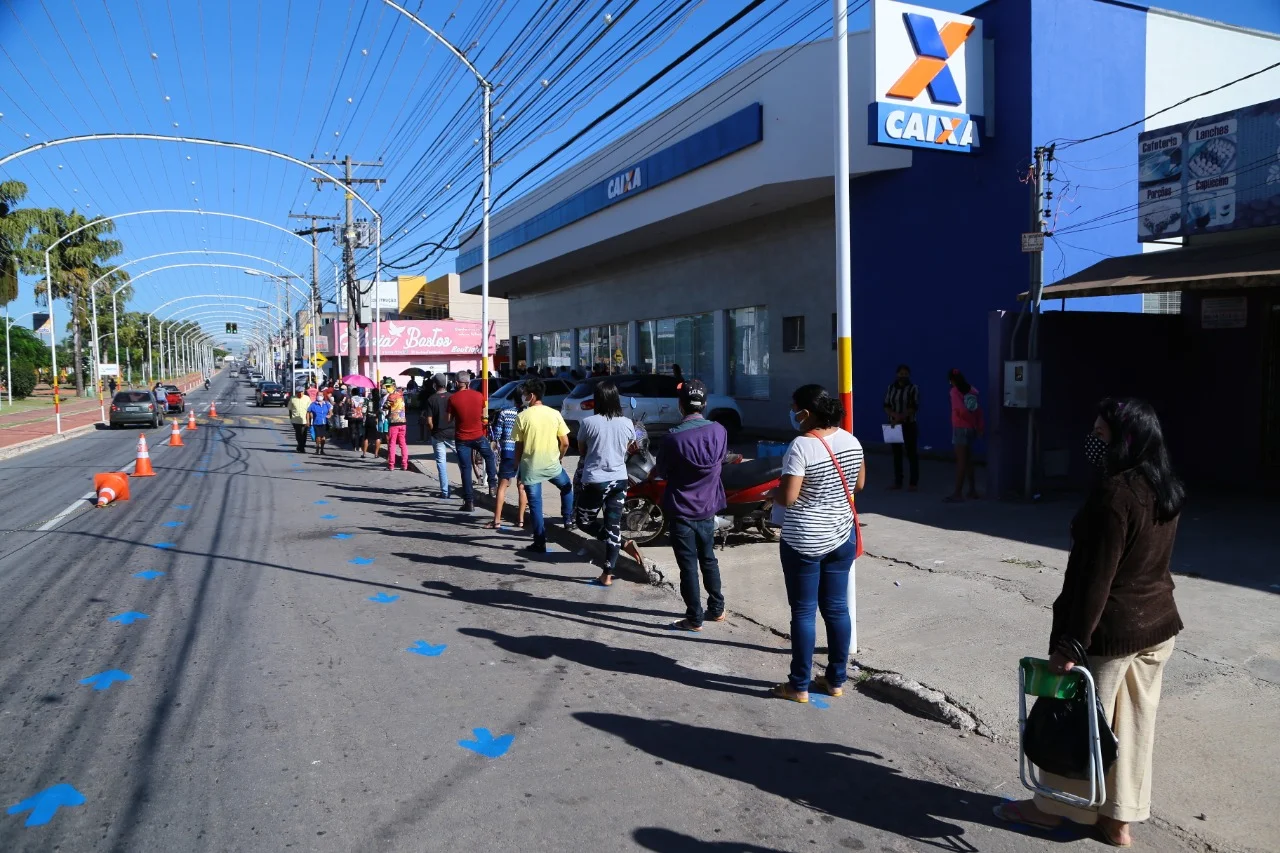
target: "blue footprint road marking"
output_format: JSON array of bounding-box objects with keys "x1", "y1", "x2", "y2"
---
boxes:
[
  {"x1": 133, "y1": 570, "x2": 165, "y2": 580},
  {"x1": 810, "y1": 696, "x2": 830, "y2": 710},
  {"x1": 320, "y1": 513, "x2": 338, "y2": 520},
  {"x1": 173, "y1": 504, "x2": 192, "y2": 511},
  {"x1": 349, "y1": 557, "x2": 375, "y2": 566},
  {"x1": 313, "y1": 500, "x2": 330, "y2": 505},
  {"x1": 6, "y1": 783, "x2": 85, "y2": 827},
  {"x1": 368, "y1": 592, "x2": 399, "y2": 604},
  {"x1": 152, "y1": 542, "x2": 177, "y2": 550},
  {"x1": 458, "y1": 728, "x2": 514, "y2": 758},
  {"x1": 406, "y1": 641, "x2": 447, "y2": 657},
  {"x1": 332, "y1": 533, "x2": 353, "y2": 540},
  {"x1": 109, "y1": 611, "x2": 149, "y2": 625},
  {"x1": 162, "y1": 521, "x2": 184, "y2": 528},
  {"x1": 79, "y1": 669, "x2": 132, "y2": 691},
  {"x1": 192, "y1": 472, "x2": 206, "y2": 478}
]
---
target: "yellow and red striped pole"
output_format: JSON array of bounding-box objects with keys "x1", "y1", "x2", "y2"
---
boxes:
[{"x1": 833, "y1": 0, "x2": 856, "y2": 653}]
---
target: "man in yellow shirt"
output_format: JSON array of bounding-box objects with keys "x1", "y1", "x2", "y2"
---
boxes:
[
  {"x1": 513, "y1": 378, "x2": 573, "y2": 553},
  {"x1": 287, "y1": 389, "x2": 312, "y2": 453}
]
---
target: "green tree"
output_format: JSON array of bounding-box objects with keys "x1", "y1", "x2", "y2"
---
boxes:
[
  {"x1": 3, "y1": 322, "x2": 51, "y2": 369},
  {"x1": 23, "y1": 210, "x2": 126, "y2": 397},
  {"x1": 0, "y1": 181, "x2": 38, "y2": 306},
  {"x1": 6, "y1": 358, "x2": 37, "y2": 398}
]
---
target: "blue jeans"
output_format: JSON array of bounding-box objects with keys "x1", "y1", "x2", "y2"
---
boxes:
[
  {"x1": 779, "y1": 533, "x2": 855, "y2": 693},
  {"x1": 456, "y1": 438, "x2": 497, "y2": 501},
  {"x1": 670, "y1": 517, "x2": 723, "y2": 627},
  {"x1": 523, "y1": 468, "x2": 573, "y2": 544},
  {"x1": 432, "y1": 438, "x2": 456, "y2": 497}
]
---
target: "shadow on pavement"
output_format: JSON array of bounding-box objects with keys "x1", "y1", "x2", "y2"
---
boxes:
[
  {"x1": 577, "y1": 713, "x2": 1077, "y2": 851},
  {"x1": 459, "y1": 627, "x2": 774, "y2": 698},
  {"x1": 631, "y1": 828, "x2": 789, "y2": 852}
]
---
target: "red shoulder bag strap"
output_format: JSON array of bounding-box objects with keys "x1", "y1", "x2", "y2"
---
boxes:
[{"x1": 806, "y1": 430, "x2": 864, "y2": 558}]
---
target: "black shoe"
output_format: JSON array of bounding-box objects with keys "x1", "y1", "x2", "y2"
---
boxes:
[
  {"x1": 461, "y1": 501, "x2": 475, "y2": 513},
  {"x1": 521, "y1": 540, "x2": 547, "y2": 554}
]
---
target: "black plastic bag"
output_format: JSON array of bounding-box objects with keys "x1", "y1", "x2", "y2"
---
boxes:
[{"x1": 1023, "y1": 644, "x2": 1118, "y2": 781}]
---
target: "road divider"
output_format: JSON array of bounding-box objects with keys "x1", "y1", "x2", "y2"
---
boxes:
[
  {"x1": 133, "y1": 434, "x2": 156, "y2": 477},
  {"x1": 168, "y1": 419, "x2": 185, "y2": 446},
  {"x1": 186, "y1": 410, "x2": 198, "y2": 431}
]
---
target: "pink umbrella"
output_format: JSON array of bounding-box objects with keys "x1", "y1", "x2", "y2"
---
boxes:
[{"x1": 341, "y1": 374, "x2": 376, "y2": 390}]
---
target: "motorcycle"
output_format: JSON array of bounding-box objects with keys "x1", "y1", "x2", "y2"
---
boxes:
[{"x1": 620, "y1": 422, "x2": 783, "y2": 547}]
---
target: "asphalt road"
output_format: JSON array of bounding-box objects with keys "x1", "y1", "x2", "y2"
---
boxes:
[{"x1": 0, "y1": 372, "x2": 1199, "y2": 852}]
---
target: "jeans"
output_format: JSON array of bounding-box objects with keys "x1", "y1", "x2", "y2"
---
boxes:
[
  {"x1": 292, "y1": 423, "x2": 307, "y2": 452},
  {"x1": 779, "y1": 533, "x2": 856, "y2": 693},
  {"x1": 524, "y1": 467, "x2": 573, "y2": 544},
  {"x1": 575, "y1": 479, "x2": 628, "y2": 572},
  {"x1": 432, "y1": 438, "x2": 456, "y2": 496},
  {"x1": 670, "y1": 517, "x2": 723, "y2": 627},
  {"x1": 892, "y1": 420, "x2": 919, "y2": 487},
  {"x1": 457, "y1": 438, "x2": 497, "y2": 501},
  {"x1": 387, "y1": 424, "x2": 409, "y2": 470}
]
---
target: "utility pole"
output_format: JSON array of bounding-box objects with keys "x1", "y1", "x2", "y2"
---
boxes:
[
  {"x1": 290, "y1": 212, "x2": 340, "y2": 377},
  {"x1": 309, "y1": 156, "x2": 383, "y2": 380},
  {"x1": 1023, "y1": 144, "x2": 1053, "y2": 500}
]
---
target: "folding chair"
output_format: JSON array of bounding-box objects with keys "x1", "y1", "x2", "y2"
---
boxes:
[{"x1": 1018, "y1": 657, "x2": 1108, "y2": 808}]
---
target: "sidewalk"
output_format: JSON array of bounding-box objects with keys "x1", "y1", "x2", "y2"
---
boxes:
[{"x1": 398, "y1": 416, "x2": 1276, "y2": 853}]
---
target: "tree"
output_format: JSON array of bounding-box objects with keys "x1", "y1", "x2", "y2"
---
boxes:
[
  {"x1": 6, "y1": 358, "x2": 37, "y2": 399},
  {"x1": 23, "y1": 210, "x2": 125, "y2": 397},
  {"x1": 4, "y1": 323, "x2": 51, "y2": 369},
  {"x1": 0, "y1": 180, "x2": 38, "y2": 306}
]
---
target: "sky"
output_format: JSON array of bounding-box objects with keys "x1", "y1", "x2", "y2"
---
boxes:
[{"x1": 1, "y1": 0, "x2": 1278, "y2": 346}]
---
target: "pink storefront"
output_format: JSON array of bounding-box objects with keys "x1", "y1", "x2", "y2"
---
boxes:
[{"x1": 329, "y1": 320, "x2": 496, "y2": 383}]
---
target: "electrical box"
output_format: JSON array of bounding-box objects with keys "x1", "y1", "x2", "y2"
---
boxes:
[{"x1": 1003, "y1": 360, "x2": 1042, "y2": 408}]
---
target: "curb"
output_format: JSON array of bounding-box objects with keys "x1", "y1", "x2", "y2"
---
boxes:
[{"x1": 0, "y1": 422, "x2": 99, "y2": 461}]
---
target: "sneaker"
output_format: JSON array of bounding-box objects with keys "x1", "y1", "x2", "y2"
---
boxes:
[
  {"x1": 521, "y1": 540, "x2": 547, "y2": 554},
  {"x1": 461, "y1": 501, "x2": 475, "y2": 513}
]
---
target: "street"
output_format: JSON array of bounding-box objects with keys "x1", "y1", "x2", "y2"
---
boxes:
[{"x1": 0, "y1": 372, "x2": 1204, "y2": 852}]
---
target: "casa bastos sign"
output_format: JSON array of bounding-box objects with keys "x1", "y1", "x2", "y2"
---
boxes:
[
  {"x1": 869, "y1": 0, "x2": 985, "y2": 154},
  {"x1": 332, "y1": 320, "x2": 496, "y2": 357}
]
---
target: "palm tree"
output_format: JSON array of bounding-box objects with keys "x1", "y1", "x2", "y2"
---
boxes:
[
  {"x1": 23, "y1": 210, "x2": 125, "y2": 396},
  {"x1": 0, "y1": 180, "x2": 38, "y2": 306}
]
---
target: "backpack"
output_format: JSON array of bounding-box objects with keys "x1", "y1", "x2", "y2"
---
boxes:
[
  {"x1": 963, "y1": 391, "x2": 980, "y2": 412},
  {"x1": 350, "y1": 398, "x2": 365, "y2": 420}
]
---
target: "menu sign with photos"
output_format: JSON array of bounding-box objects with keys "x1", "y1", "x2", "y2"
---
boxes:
[{"x1": 1137, "y1": 95, "x2": 1280, "y2": 242}]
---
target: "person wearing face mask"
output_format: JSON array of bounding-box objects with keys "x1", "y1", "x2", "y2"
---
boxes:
[
  {"x1": 946, "y1": 368, "x2": 984, "y2": 502},
  {"x1": 425, "y1": 373, "x2": 455, "y2": 498},
  {"x1": 996, "y1": 398, "x2": 1185, "y2": 848},
  {"x1": 770, "y1": 384, "x2": 865, "y2": 703},
  {"x1": 883, "y1": 364, "x2": 920, "y2": 491}
]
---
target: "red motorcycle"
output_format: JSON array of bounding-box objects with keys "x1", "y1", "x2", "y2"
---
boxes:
[{"x1": 621, "y1": 453, "x2": 784, "y2": 547}]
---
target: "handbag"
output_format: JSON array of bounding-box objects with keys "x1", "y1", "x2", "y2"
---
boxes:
[
  {"x1": 808, "y1": 431, "x2": 864, "y2": 559},
  {"x1": 1023, "y1": 638, "x2": 1119, "y2": 780}
]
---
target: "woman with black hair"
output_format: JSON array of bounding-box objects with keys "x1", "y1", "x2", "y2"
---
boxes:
[
  {"x1": 574, "y1": 380, "x2": 636, "y2": 586},
  {"x1": 996, "y1": 398, "x2": 1185, "y2": 848},
  {"x1": 946, "y1": 368, "x2": 984, "y2": 502},
  {"x1": 771, "y1": 384, "x2": 865, "y2": 703}
]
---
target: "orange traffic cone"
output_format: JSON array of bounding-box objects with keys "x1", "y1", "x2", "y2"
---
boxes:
[
  {"x1": 187, "y1": 410, "x2": 198, "y2": 430},
  {"x1": 168, "y1": 419, "x2": 185, "y2": 446},
  {"x1": 134, "y1": 433, "x2": 156, "y2": 476},
  {"x1": 94, "y1": 472, "x2": 130, "y2": 507},
  {"x1": 209, "y1": 400, "x2": 218, "y2": 418}
]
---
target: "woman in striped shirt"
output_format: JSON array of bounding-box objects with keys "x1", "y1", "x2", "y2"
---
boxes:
[
  {"x1": 487, "y1": 399, "x2": 528, "y2": 530},
  {"x1": 772, "y1": 384, "x2": 866, "y2": 703}
]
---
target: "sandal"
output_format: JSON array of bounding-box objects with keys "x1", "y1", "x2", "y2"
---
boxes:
[
  {"x1": 481, "y1": 520, "x2": 500, "y2": 529},
  {"x1": 992, "y1": 800, "x2": 1063, "y2": 831},
  {"x1": 770, "y1": 683, "x2": 808, "y2": 703},
  {"x1": 1097, "y1": 817, "x2": 1133, "y2": 848},
  {"x1": 811, "y1": 675, "x2": 844, "y2": 697},
  {"x1": 671, "y1": 619, "x2": 702, "y2": 632},
  {"x1": 588, "y1": 575, "x2": 614, "y2": 587}
]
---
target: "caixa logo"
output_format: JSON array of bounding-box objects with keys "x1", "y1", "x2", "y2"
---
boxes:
[{"x1": 606, "y1": 167, "x2": 643, "y2": 200}]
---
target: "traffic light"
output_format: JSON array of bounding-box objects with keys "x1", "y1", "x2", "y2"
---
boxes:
[
  {"x1": 233, "y1": 323, "x2": 238, "y2": 333},
  {"x1": 225, "y1": 322, "x2": 231, "y2": 333}
]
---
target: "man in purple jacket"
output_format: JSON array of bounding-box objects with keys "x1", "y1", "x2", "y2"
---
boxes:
[{"x1": 655, "y1": 379, "x2": 728, "y2": 632}]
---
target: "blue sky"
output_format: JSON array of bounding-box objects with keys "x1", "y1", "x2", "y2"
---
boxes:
[{"x1": 1, "y1": 0, "x2": 1278, "y2": 340}]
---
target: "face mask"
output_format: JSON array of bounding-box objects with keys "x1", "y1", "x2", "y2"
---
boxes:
[
  {"x1": 1084, "y1": 433, "x2": 1108, "y2": 470},
  {"x1": 896, "y1": 377, "x2": 909, "y2": 386},
  {"x1": 789, "y1": 410, "x2": 806, "y2": 432},
  {"x1": 521, "y1": 395, "x2": 532, "y2": 407}
]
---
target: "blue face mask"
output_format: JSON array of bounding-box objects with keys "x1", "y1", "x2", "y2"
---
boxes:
[{"x1": 789, "y1": 410, "x2": 805, "y2": 432}]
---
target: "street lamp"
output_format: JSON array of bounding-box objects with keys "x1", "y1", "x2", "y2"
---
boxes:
[{"x1": 383, "y1": 0, "x2": 495, "y2": 407}]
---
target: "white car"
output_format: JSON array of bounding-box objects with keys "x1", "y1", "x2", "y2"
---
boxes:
[
  {"x1": 561, "y1": 374, "x2": 743, "y2": 438},
  {"x1": 487, "y1": 378, "x2": 575, "y2": 419}
]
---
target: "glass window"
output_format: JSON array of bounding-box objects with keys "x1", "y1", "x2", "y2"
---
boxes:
[
  {"x1": 782, "y1": 315, "x2": 804, "y2": 352},
  {"x1": 637, "y1": 313, "x2": 714, "y2": 391},
  {"x1": 529, "y1": 330, "x2": 574, "y2": 370},
  {"x1": 730, "y1": 306, "x2": 770, "y2": 400},
  {"x1": 578, "y1": 323, "x2": 630, "y2": 374}
]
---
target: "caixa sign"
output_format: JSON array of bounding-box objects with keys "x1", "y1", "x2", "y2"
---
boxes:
[
  {"x1": 869, "y1": 0, "x2": 985, "y2": 154},
  {"x1": 606, "y1": 167, "x2": 643, "y2": 200}
]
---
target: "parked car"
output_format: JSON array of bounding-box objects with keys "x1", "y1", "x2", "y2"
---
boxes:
[
  {"x1": 109, "y1": 391, "x2": 164, "y2": 429},
  {"x1": 256, "y1": 382, "x2": 286, "y2": 407},
  {"x1": 487, "y1": 378, "x2": 574, "y2": 420},
  {"x1": 561, "y1": 374, "x2": 742, "y2": 438},
  {"x1": 163, "y1": 385, "x2": 185, "y2": 413}
]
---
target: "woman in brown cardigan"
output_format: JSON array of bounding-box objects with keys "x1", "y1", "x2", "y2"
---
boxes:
[{"x1": 997, "y1": 398, "x2": 1185, "y2": 848}]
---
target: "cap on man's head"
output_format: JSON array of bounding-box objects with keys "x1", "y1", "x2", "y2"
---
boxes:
[
  {"x1": 433, "y1": 373, "x2": 448, "y2": 389},
  {"x1": 680, "y1": 378, "x2": 708, "y2": 408}
]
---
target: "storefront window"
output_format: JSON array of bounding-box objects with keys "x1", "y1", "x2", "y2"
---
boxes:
[
  {"x1": 638, "y1": 313, "x2": 715, "y2": 391},
  {"x1": 528, "y1": 330, "x2": 574, "y2": 370},
  {"x1": 578, "y1": 324, "x2": 630, "y2": 374},
  {"x1": 729, "y1": 306, "x2": 769, "y2": 399}
]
